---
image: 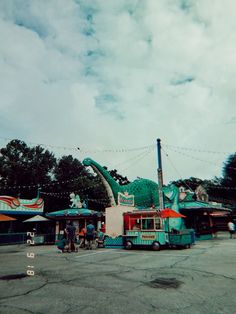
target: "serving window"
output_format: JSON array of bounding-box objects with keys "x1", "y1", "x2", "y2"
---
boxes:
[
  {"x1": 141, "y1": 218, "x2": 154, "y2": 230},
  {"x1": 125, "y1": 215, "x2": 162, "y2": 231}
]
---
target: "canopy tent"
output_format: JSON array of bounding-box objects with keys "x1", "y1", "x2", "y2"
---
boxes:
[
  {"x1": 23, "y1": 215, "x2": 50, "y2": 223},
  {"x1": 46, "y1": 208, "x2": 102, "y2": 218},
  {"x1": 0, "y1": 214, "x2": 17, "y2": 221}
]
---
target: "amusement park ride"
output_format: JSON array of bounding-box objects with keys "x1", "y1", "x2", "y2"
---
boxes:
[{"x1": 82, "y1": 139, "x2": 195, "y2": 250}]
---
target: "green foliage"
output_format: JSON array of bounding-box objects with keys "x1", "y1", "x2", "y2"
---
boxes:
[
  {"x1": 0, "y1": 140, "x2": 109, "y2": 211},
  {"x1": 49, "y1": 155, "x2": 109, "y2": 211},
  {"x1": 220, "y1": 153, "x2": 236, "y2": 203},
  {"x1": 222, "y1": 153, "x2": 236, "y2": 186},
  {"x1": 0, "y1": 139, "x2": 56, "y2": 198},
  {"x1": 1, "y1": 139, "x2": 235, "y2": 210},
  {"x1": 103, "y1": 166, "x2": 130, "y2": 185},
  {"x1": 170, "y1": 177, "x2": 203, "y2": 191},
  {"x1": 171, "y1": 167, "x2": 236, "y2": 205}
]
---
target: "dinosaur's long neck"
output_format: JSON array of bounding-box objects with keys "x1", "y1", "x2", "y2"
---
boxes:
[{"x1": 89, "y1": 161, "x2": 120, "y2": 206}]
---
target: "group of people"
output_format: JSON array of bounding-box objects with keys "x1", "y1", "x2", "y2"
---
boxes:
[{"x1": 57, "y1": 220, "x2": 105, "y2": 253}]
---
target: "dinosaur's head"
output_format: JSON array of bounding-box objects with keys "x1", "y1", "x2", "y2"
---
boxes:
[{"x1": 82, "y1": 158, "x2": 93, "y2": 166}]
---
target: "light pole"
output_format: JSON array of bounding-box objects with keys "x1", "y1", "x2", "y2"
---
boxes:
[{"x1": 157, "y1": 138, "x2": 164, "y2": 210}]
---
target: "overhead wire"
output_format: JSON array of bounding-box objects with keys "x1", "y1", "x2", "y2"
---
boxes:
[
  {"x1": 119, "y1": 145, "x2": 155, "y2": 173},
  {"x1": 164, "y1": 143, "x2": 229, "y2": 155},
  {"x1": 162, "y1": 147, "x2": 194, "y2": 192},
  {"x1": 0, "y1": 136, "x2": 154, "y2": 154},
  {"x1": 112, "y1": 145, "x2": 155, "y2": 169},
  {"x1": 1, "y1": 137, "x2": 236, "y2": 195},
  {"x1": 162, "y1": 146, "x2": 236, "y2": 191},
  {"x1": 1, "y1": 136, "x2": 233, "y2": 155},
  {"x1": 166, "y1": 146, "x2": 236, "y2": 171}
]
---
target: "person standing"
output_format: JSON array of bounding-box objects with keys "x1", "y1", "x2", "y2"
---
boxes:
[
  {"x1": 227, "y1": 220, "x2": 235, "y2": 239},
  {"x1": 79, "y1": 226, "x2": 86, "y2": 248},
  {"x1": 86, "y1": 220, "x2": 95, "y2": 250},
  {"x1": 101, "y1": 222, "x2": 106, "y2": 233},
  {"x1": 66, "y1": 221, "x2": 76, "y2": 252}
]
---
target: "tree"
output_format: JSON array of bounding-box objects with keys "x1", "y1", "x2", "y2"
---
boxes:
[
  {"x1": 170, "y1": 177, "x2": 203, "y2": 191},
  {"x1": 0, "y1": 140, "x2": 110, "y2": 211},
  {"x1": 220, "y1": 153, "x2": 236, "y2": 203},
  {"x1": 222, "y1": 153, "x2": 236, "y2": 186},
  {"x1": 46, "y1": 155, "x2": 109, "y2": 211},
  {"x1": 0, "y1": 140, "x2": 56, "y2": 198},
  {"x1": 103, "y1": 166, "x2": 130, "y2": 185}
]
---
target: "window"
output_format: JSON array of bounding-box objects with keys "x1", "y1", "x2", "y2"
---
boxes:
[
  {"x1": 155, "y1": 218, "x2": 161, "y2": 230},
  {"x1": 141, "y1": 218, "x2": 154, "y2": 230}
]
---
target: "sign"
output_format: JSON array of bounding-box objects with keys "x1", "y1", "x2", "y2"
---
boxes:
[
  {"x1": 141, "y1": 234, "x2": 156, "y2": 240},
  {"x1": 0, "y1": 196, "x2": 44, "y2": 214},
  {"x1": 118, "y1": 192, "x2": 134, "y2": 207}
]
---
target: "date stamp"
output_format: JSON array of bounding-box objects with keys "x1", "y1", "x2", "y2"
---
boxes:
[{"x1": 26, "y1": 231, "x2": 35, "y2": 276}]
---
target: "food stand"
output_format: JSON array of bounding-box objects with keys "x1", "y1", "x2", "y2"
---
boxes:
[
  {"x1": 123, "y1": 209, "x2": 195, "y2": 250},
  {"x1": 123, "y1": 211, "x2": 166, "y2": 250}
]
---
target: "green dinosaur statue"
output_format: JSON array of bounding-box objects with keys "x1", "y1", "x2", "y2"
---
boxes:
[
  {"x1": 83, "y1": 158, "x2": 159, "y2": 208},
  {"x1": 83, "y1": 158, "x2": 187, "y2": 230}
]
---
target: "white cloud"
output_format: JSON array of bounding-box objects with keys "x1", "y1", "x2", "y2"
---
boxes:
[{"x1": 0, "y1": 0, "x2": 236, "y2": 185}]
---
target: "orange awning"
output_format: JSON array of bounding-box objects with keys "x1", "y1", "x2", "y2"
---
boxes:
[
  {"x1": 0, "y1": 214, "x2": 17, "y2": 221},
  {"x1": 160, "y1": 208, "x2": 186, "y2": 218}
]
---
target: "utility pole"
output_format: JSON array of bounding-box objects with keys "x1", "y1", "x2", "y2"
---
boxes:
[{"x1": 157, "y1": 138, "x2": 164, "y2": 210}]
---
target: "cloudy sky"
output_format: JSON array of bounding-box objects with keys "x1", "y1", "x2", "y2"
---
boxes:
[{"x1": 0, "y1": 0, "x2": 236, "y2": 185}]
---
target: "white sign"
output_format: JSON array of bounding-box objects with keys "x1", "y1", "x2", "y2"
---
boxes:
[{"x1": 118, "y1": 192, "x2": 134, "y2": 207}]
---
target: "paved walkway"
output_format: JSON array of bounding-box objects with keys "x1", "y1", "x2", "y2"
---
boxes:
[{"x1": 0, "y1": 232, "x2": 236, "y2": 313}]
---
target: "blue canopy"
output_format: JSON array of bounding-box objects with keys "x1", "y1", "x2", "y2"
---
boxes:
[{"x1": 46, "y1": 208, "x2": 102, "y2": 218}]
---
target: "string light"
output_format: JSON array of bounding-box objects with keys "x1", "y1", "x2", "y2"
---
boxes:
[
  {"x1": 164, "y1": 143, "x2": 229, "y2": 155},
  {"x1": 165, "y1": 146, "x2": 236, "y2": 171},
  {"x1": 119, "y1": 146, "x2": 155, "y2": 173},
  {"x1": 0, "y1": 136, "x2": 154, "y2": 154},
  {"x1": 0, "y1": 174, "x2": 103, "y2": 190},
  {"x1": 1, "y1": 137, "x2": 236, "y2": 198},
  {"x1": 40, "y1": 181, "x2": 104, "y2": 195},
  {"x1": 40, "y1": 193, "x2": 109, "y2": 204},
  {"x1": 1, "y1": 136, "x2": 234, "y2": 156},
  {"x1": 162, "y1": 147, "x2": 194, "y2": 192}
]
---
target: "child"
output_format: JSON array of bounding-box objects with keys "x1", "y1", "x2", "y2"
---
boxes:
[
  {"x1": 57, "y1": 236, "x2": 68, "y2": 253},
  {"x1": 79, "y1": 226, "x2": 86, "y2": 248},
  {"x1": 96, "y1": 229, "x2": 105, "y2": 248}
]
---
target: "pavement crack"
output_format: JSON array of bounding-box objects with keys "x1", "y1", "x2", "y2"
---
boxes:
[
  {"x1": 0, "y1": 303, "x2": 43, "y2": 314},
  {"x1": 176, "y1": 267, "x2": 235, "y2": 280},
  {"x1": 169, "y1": 255, "x2": 190, "y2": 268},
  {"x1": 0, "y1": 278, "x2": 60, "y2": 301},
  {"x1": 0, "y1": 281, "x2": 47, "y2": 301}
]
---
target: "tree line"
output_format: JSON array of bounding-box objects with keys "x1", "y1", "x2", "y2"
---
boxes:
[
  {"x1": 0, "y1": 140, "x2": 108, "y2": 212},
  {"x1": 0, "y1": 139, "x2": 235, "y2": 212},
  {"x1": 171, "y1": 152, "x2": 236, "y2": 207}
]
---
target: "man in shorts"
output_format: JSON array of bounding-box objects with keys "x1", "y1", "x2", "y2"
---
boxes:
[
  {"x1": 66, "y1": 221, "x2": 76, "y2": 252},
  {"x1": 86, "y1": 221, "x2": 95, "y2": 250}
]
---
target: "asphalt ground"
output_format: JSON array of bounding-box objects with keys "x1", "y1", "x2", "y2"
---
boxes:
[{"x1": 0, "y1": 232, "x2": 236, "y2": 314}]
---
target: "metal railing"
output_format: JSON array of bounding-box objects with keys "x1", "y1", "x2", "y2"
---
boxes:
[
  {"x1": 0, "y1": 233, "x2": 27, "y2": 245},
  {"x1": 0, "y1": 233, "x2": 55, "y2": 245}
]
